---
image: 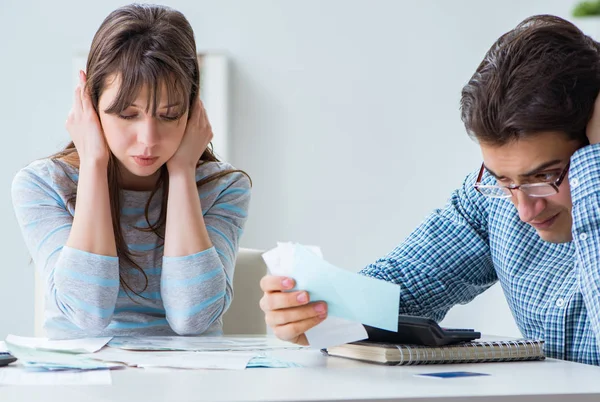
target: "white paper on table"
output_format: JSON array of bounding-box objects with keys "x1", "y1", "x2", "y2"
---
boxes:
[
  {"x1": 5, "y1": 335, "x2": 112, "y2": 353},
  {"x1": 0, "y1": 366, "x2": 112, "y2": 385},
  {"x1": 5, "y1": 342, "x2": 123, "y2": 370},
  {"x1": 107, "y1": 336, "x2": 302, "y2": 352},
  {"x1": 84, "y1": 348, "x2": 256, "y2": 370},
  {"x1": 262, "y1": 242, "x2": 368, "y2": 349},
  {"x1": 0, "y1": 341, "x2": 7, "y2": 353},
  {"x1": 138, "y1": 352, "x2": 255, "y2": 370}
]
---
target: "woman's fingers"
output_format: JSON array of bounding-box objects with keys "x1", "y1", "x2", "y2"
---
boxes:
[{"x1": 79, "y1": 71, "x2": 94, "y2": 113}]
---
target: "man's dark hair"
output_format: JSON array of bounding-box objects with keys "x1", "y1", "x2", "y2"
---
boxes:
[{"x1": 461, "y1": 15, "x2": 600, "y2": 146}]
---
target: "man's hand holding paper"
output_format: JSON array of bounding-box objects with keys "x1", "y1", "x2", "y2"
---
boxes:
[{"x1": 260, "y1": 243, "x2": 400, "y2": 348}]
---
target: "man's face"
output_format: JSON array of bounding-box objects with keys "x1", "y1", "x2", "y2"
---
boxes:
[{"x1": 480, "y1": 131, "x2": 581, "y2": 243}]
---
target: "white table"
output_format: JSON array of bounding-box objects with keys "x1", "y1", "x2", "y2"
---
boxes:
[{"x1": 3, "y1": 348, "x2": 600, "y2": 402}]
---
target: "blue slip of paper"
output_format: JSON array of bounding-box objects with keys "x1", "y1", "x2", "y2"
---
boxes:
[
  {"x1": 246, "y1": 356, "x2": 302, "y2": 368},
  {"x1": 418, "y1": 371, "x2": 490, "y2": 379},
  {"x1": 292, "y1": 244, "x2": 400, "y2": 331}
]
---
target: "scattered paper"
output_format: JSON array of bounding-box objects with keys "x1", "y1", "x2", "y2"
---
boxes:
[
  {"x1": 84, "y1": 347, "x2": 301, "y2": 369},
  {"x1": 137, "y1": 352, "x2": 254, "y2": 370},
  {"x1": 6, "y1": 335, "x2": 112, "y2": 354},
  {"x1": 108, "y1": 336, "x2": 302, "y2": 352},
  {"x1": 0, "y1": 366, "x2": 112, "y2": 385},
  {"x1": 262, "y1": 242, "x2": 369, "y2": 348},
  {"x1": 5, "y1": 342, "x2": 123, "y2": 371},
  {"x1": 4, "y1": 335, "x2": 304, "y2": 371},
  {"x1": 292, "y1": 244, "x2": 400, "y2": 331},
  {"x1": 84, "y1": 348, "x2": 255, "y2": 370}
]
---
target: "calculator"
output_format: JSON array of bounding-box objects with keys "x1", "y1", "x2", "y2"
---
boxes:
[
  {"x1": 0, "y1": 352, "x2": 17, "y2": 367},
  {"x1": 363, "y1": 315, "x2": 481, "y2": 346}
]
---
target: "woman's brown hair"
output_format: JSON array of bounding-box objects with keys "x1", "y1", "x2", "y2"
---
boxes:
[{"x1": 51, "y1": 4, "x2": 249, "y2": 298}]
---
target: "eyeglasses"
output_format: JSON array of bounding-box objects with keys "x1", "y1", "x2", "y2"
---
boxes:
[{"x1": 474, "y1": 162, "x2": 570, "y2": 198}]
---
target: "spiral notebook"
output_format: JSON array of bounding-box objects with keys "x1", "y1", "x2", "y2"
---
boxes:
[{"x1": 323, "y1": 339, "x2": 545, "y2": 366}]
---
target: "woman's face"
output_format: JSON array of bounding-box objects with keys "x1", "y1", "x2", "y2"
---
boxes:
[{"x1": 97, "y1": 74, "x2": 189, "y2": 189}]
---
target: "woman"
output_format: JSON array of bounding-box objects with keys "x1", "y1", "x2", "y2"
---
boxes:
[{"x1": 12, "y1": 4, "x2": 251, "y2": 339}]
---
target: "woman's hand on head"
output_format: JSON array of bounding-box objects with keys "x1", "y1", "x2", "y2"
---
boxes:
[
  {"x1": 259, "y1": 275, "x2": 328, "y2": 345},
  {"x1": 65, "y1": 70, "x2": 110, "y2": 167},
  {"x1": 166, "y1": 97, "x2": 213, "y2": 174}
]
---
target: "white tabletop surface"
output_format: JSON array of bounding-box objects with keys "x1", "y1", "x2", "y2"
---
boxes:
[{"x1": 3, "y1": 347, "x2": 600, "y2": 402}]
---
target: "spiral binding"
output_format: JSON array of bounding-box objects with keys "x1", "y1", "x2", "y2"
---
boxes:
[{"x1": 391, "y1": 340, "x2": 544, "y2": 366}]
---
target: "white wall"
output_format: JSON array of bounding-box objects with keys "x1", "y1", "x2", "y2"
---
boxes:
[{"x1": 0, "y1": 0, "x2": 580, "y2": 339}]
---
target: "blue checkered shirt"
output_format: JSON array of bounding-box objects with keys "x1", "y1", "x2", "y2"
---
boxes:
[{"x1": 360, "y1": 144, "x2": 600, "y2": 366}]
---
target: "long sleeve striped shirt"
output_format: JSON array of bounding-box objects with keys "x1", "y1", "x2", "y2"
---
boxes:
[
  {"x1": 12, "y1": 158, "x2": 250, "y2": 339},
  {"x1": 360, "y1": 143, "x2": 600, "y2": 366}
]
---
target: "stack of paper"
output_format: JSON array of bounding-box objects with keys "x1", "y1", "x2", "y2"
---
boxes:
[
  {"x1": 107, "y1": 335, "x2": 302, "y2": 351},
  {"x1": 102, "y1": 336, "x2": 304, "y2": 369},
  {"x1": 5, "y1": 335, "x2": 120, "y2": 371},
  {"x1": 6, "y1": 335, "x2": 112, "y2": 353},
  {"x1": 83, "y1": 347, "x2": 301, "y2": 370},
  {"x1": 4, "y1": 335, "x2": 303, "y2": 371},
  {"x1": 84, "y1": 348, "x2": 255, "y2": 370}
]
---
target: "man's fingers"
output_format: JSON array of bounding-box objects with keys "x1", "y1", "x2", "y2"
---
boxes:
[
  {"x1": 259, "y1": 274, "x2": 324, "y2": 345},
  {"x1": 259, "y1": 290, "x2": 314, "y2": 312},
  {"x1": 264, "y1": 302, "x2": 327, "y2": 327},
  {"x1": 272, "y1": 316, "x2": 325, "y2": 343},
  {"x1": 260, "y1": 275, "x2": 295, "y2": 292}
]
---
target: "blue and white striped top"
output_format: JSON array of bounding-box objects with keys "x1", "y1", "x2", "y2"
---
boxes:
[
  {"x1": 360, "y1": 143, "x2": 600, "y2": 366},
  {"x1": 12, "y1": 158, "x2": 251, "y2": 339}
]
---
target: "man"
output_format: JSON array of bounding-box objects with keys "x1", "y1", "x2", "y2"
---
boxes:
[{"x1": 259, "y1": 15, "x2": 600, "y2": 366}]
